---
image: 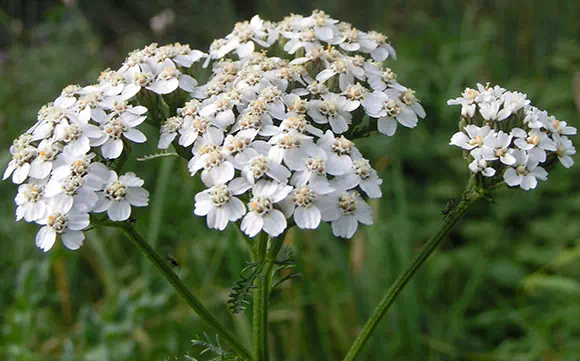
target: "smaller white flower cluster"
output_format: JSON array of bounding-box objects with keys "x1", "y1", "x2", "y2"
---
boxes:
[
  {"x1": 448, "y1": 83, "x2": 576, "y2": 190},
  {"x1": 3, "y1": 42, "x2": 208, "y2": 251}
]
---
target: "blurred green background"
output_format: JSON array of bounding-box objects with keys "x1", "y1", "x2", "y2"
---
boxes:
[{"x1": 1, "y1": 1, "x2": 580, "y2": 360}]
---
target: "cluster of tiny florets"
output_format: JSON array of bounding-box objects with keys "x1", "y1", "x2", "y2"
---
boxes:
[
  {"x1": 5, "y1": 11, "x2": 426, "y2": 251},
  {"x1": 448, "y1": 83, "x2": 576, "y2": 190}
]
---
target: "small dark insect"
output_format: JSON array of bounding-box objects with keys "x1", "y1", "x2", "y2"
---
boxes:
[{"x1": 163, "y1": 245, "x2": 181, "y2": 273}]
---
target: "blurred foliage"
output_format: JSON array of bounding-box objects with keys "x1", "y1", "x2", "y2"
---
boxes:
[{"x1": 1, "y1": 1, "x2": 580, "y2": 360}]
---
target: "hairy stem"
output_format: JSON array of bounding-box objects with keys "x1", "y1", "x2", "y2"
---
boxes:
[
  {"x1": 343, "y1": 182, "x2": 483, "y2": 361},
  {"x1": 119, "y1": 223, "x2": 254, "y2": 361}
]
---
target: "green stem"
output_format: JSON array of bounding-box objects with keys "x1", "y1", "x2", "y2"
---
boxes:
[
  {"x1": 119, "y1": 223, "x2": 254, "y2": 361},
  {"x1": 343, "y1": 183, "x2": 483, "y2": 361},
  {"x1": 253, "y1": 233, "x2": 286, "y2": 361},
  {"x1": 253, "y1": 233, "x2": 270, "y2": 361}
]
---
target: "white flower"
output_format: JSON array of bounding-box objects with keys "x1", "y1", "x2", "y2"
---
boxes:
[
  {"x1": 3, "y1": 146, "x2": 36, "y2": 184},
  {"x1": 338, "y1": 26, "x2": 374, "y2": 52},
  {"x1": 268, "y1": 130, "x2": 316, "y2": 171},
  {"x1": 500, "y1": 91, "x2": 530, "y2": 117},
  {"x1": 29, "y1": 139, "x2": 61, "y2": 179},
  {"x1": 35, "y1": 207, "x2": 90, "y2": 252},
  {"x1": 241, "y1": 180, "x2": 293, "y2": 237},
  {"x1": 54, "y1": 85, "x2": 81, "y2": 109},
  {"x1": 199, "y1": 94, "x2": 236, "y2": 129},
  {"x1": 478, "y1": 100, "x2": 505, "y2": 121},
  {"x1": 503, "y1": 150, "x2": 548, "y2": 190},
  {"x1": 189, "y1": 147, "x2": 235, "y2": 187},
  {"x1": 317, "y1": 131, "x2": 361, "y2": 176},
  {"x1": 222, "y1": 132, "x2": 269, "y2": 169},
  {"x1": 290, "y1": 151, "x2": 333, "y2": 192},
  {"x1": 15, "y1": 180, "x2": 49, "y2": 222},
  {"x1": 512, "y1": 128, "x2": 556, "y2": 163},
  {"x1": 364, "y1": 64, "x2": 403, "y2": 92},
  {"x1": 365, "y1": 31, "x2": 396, "y2": 61},
  {"x1": 362, "y1": 90, "x2": 419, "y2": 136},
  {"x1": 523, "y1": 106, "x2": 547, "y2": 129},
  {"x1": 450, "y1": 125, "x2": 494, "y2": 150},
  {"x1": 553, "y1": 134, "x2": 576, "y2": 168},
  {"x1": 481, "y1": 130, "x2": 516, "y2": 165},
  {"x1": 121, "y1": 65, "x2": 154, "y2": 99},
  {"x1": 279, "y1": 113, "x2": 323, "y2": 137},
  {"x1": 44, "y1": 173, "x2": 103, "y2": 214},
  {"x1": 447, "y1": 87, "x2": 480, "y2": 106},
  {"x1": 54, "y1": 116, "x2": 103, "y2": 157},
  {"x1": 178, "y1": 115, "x2": 212, "y2": 147},
  {"x1": 319, "y1": 190, "x2": 373, "y2": 238},
  {"x1": 241, "y1": 154, "x2": 291, "y2": 185},
  {"x1": 286, "y1": 185, "x2": 332, "y2": 229},
  {"x1": 545, "y1": 117, "x2": 577, "y2": 136},
  {"x1": 468, "y1": 149, "x2": 496, "y2": 177},
  {"x1": 94, "y1": 171, "x2": 149, "y2": 221},
  {"x1": 398, "y1": 88, "x2": 426, "y2": 119},
  {"x1": 96, "y1": 114, "x2": 147, "y2": 159},
  {"x1": 315, "y1": 56, "x2": 365, "y2": 92},
  {"x1": 50, "y1": 152, "x2": 109, "y2": 182},
  {"x1": 307, "y1": 93, "x2": 358, "y2": 134},
  {"x1": 158, "y1": 116, "x2": 184, "y2": 149},
  {"x1": 475, "y1": 83, "x2": 506, "y2": 103},
  {"x1": 194, "y1": 179, "x2": 248, "y2": 231},
  {"x1": 146, "y1": 59, "x2": 198, "y2": 94},
  {"x1": 333, "y1": 158, "x2": 383, "y2": 198}
]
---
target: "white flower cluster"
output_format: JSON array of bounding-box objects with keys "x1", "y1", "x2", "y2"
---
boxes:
[
  {"x1": 182, "y1": 11, "x2": 425, "y2": 238},
  {"x1": 5, "y1": 10, "x2": 426, "y2": 250},
  {"x1": 448, "y1": 83, "x2": 576, "y2": 190},
  {"x1": 3, "y1": 42, "x2": 207, "y2": 251}
]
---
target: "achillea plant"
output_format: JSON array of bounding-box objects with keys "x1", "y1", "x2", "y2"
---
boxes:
[{"x1": 3, "y1": 10, "x2": 575, "y2": 361}]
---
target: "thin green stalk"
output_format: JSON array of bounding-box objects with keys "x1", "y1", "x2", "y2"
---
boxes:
[
  {"x1": 253, "y1": 233, "x2": 270, "y2": 361},
  {"x1": 253, "y1": 233, "x2": 287, "y2": 361},
  {"x1": 343, "y1": 183, "x2": 484, "y2": 361},
  {"x1": 119, "y1": 223, "x2": 254, "y2": 361}
]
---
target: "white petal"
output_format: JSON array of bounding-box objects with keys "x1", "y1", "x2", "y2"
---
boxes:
[
  {"x1": 126, "y1": 187, "x2": 150, "y2": 207},
  {"x1": 331, "y1": 215, "x2": 359, "y2": 238},
  {"x1": 101, "y1": 139, "x2": 124, "y2": 159},
  {"x1": 262, "y1": 209, "x2": 287, "y2": 237},
  {"x1": 124, "y1": 128, "x2": 147, "y2": 143},
  {"x1": 294, "y1": 206, "x2": 321, "y2": 229},
  {"x1": 211, "y1": 162, "x2": 235, "y2": 185},
  {"x1": 360, "y1": 179, "x2": 382, "y2": 198},
  {"x1": 61, "y1": 231, "x2": 85, "y2": 250},
  {"x1": 229, "y1": 177, "x2": 252, "y2": 195},
  {"x1": 503, "y1": 168, "x2": 521, "y2": 187},
  {"x1": 226, "y1": 198, "x2": 246, "y2": 221},
  {"x1": 520, "y1": 175, "x2": 537, "y2": 190},
  {"x1": 147, "y1": 78, "x2": 179, "y2": 95},
  {"x1": 241, "y1": 212, "x2": 264, "y2": 237},
  {"x1": 13, "y1": 163, "x2": 31, "y2": 184},
  {"x1": 378, "y1": 117, "x2": 397, "y2": 136},
  {"x1": 107, "y1": 200, "x2": 132, "y2": 221},
  {"x1": 178, "y1": 75, "x2": 198, "y2": 92},
  {"x1": 36, "y1": 226, "x2": 56, "y2": 252}
]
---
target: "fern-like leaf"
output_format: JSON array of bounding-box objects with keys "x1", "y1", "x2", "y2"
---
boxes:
[
  {"x1": 136, "y1": 151, "x2": 178, "y2": 161},
  {"x1": 190, "y1": 334, "x2": 242, "y2": 361},
  {"x1": 227, "y1": 262, "x2": 262, "y2": 314}
]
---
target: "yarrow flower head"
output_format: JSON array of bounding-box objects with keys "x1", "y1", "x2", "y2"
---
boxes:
[
  {"x1": 448, "y1": 83, "x2": 576, "y2": 190},
  {"x1": 5, "y1": 10, "x2": 426, "y2": 249}
]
